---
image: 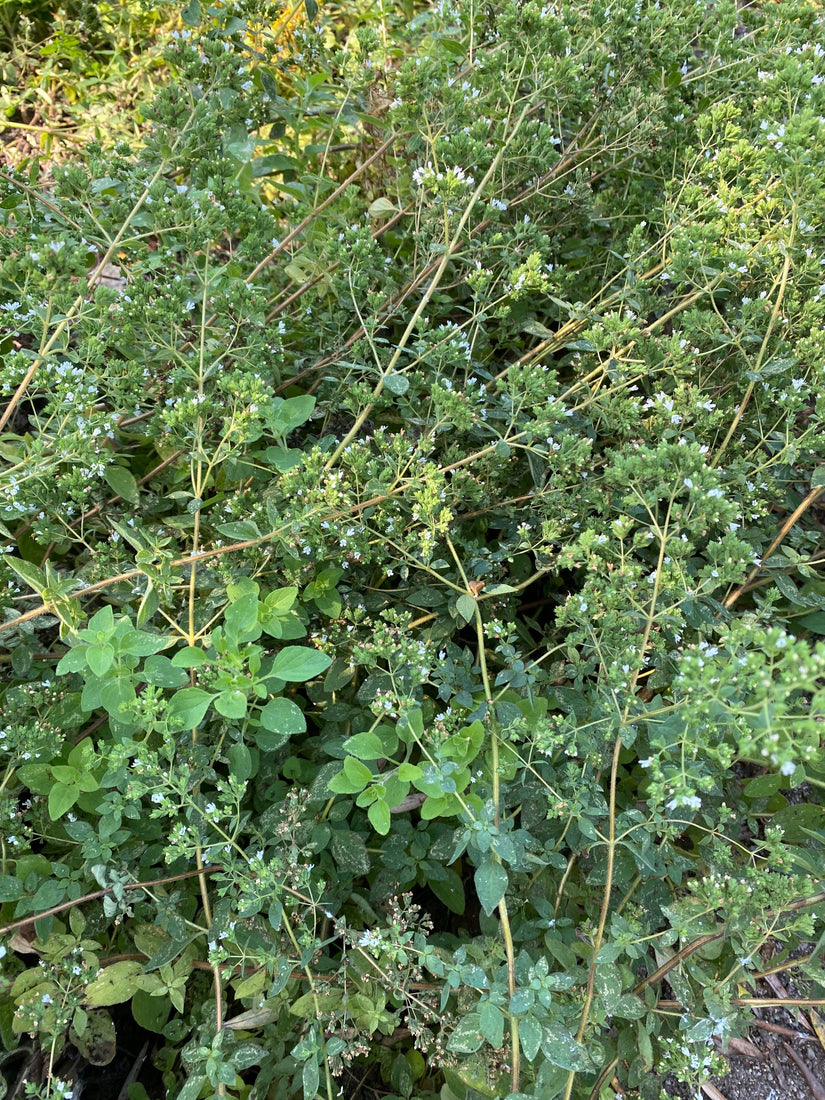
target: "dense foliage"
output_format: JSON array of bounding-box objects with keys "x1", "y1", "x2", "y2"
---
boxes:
[{"x1": 1, "y1": 0, "x2": 825, "y2": 1098}]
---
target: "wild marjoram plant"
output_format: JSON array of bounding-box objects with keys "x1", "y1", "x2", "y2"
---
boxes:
[{"x1": 1, "y1": 0, "x2": 825, "y2": 1097}]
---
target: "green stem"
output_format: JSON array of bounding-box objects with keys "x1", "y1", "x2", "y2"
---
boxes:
[
  {"x1": 323, "y1": 104, "x2": 531, "y2": 472},
  {"x1": 446, "y1": 535, "x2": 520, "y2": 1090}
]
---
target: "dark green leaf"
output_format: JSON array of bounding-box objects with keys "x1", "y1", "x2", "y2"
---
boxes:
[
  {"x1": 180, "y1": 0, "x2": 201, "y2": 25},
  {"x1": 302, "y1": 1057, "x2": 319, "y2": 1100},
  {"x1": 258, "y1": 696, "x2": 306, "y2": 739},
  {"x1": 479, "y1": 1002, "x2": 504, "y2": 1048},
  {"x1": 797, "y1": 611, "x2": 825, "y2": 634},
  {"x1": 216, "y1": 520, "x2": 262, "y2": 541},
  {"x1": 330, "y1": 830, "x2": 370, "y2": 874},
  {"x1": 540, "y1": 1023, "x2": 595, "y2": 1071},
  {"x1": 474, "y1": 858, "x2": 507, "y2": 916},
  {"x1": 519, "y1": 1014, "x2": 542, "y2": 1061},
  {"x1": 132, "y1": 988, "x2": 171, "y2": 1033},
  {"x1": 104, "y1": 465, "x2": 139, "y2": 504},
  {"x1": 0, "y1": 875, "x2": 23, "y2": 901},
  {"x1": 456, "y1": 594, "x2": 476, "y2": 623},
  {"x1": 446, "y1": 1013, "x2": 483, "y2": 1054}
]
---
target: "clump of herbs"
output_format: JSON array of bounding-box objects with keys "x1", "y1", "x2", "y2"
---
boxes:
[{"x1": 1, "y1": 1, "x2": 824, "y2": 1099}]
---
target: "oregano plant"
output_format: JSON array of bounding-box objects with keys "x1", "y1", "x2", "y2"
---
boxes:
[{"x1": 1, "y1": 0, "x2": 825, "y2": 1098}]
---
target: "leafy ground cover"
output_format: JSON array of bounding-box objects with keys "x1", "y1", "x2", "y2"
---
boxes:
[
  {"x1": 1, "y1": 0, "x2": 825, "y2": 1098},
  {"x1": 1, "y1": 0, "x2": 181, "y2": 163}
]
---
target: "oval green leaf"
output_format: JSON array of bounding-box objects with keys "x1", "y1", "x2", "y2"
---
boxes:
[{"x1": 271, "y1": 646, "x2": 332, "y2": 682}]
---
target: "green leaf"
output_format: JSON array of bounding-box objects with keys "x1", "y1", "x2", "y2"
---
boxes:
[
  {"x1": 104, "y1": 465, "x2": 139, "y2": 504},
  {"x1": 31, "y1": 877, "x2": 66, "y2": 911},
  {"x1": 52, "y1": 764, "x2": 79, "y2": 784},
  {"x1": 231, "y1": 1042, "x2": 267, "y2": 1072},
  {"x1": 743, "y1": 772, "x2": 783, "y2": 798},
  {"x1": 227, "y1": 743, "x2": 254, "y2": 787},
  {"x1": 265, "y1": 445, "x2": 304, "y2": 472},
  {"x1": 771, "y1": 802, "x2": 825, "y2": 843},
  {"x1": 109, "y1": 519, "x2": 145, "y2": 553},
  {"x1": 595, "y1": 964, "x2": 622, "y2": 1014},
  {"x1": 427, "y1": 867, "x2": 465, "y2": 915},
  {"x1": 176, "y1": 1075, "x2": 207, "y2": 1100},
  {"x1": 0, "y1": 875, "x2": 23, "y2": 901},
  {"x1": 142, "y1": 655, "x2": 189, "y2": 688},
  {"x1": 71, "y1": 1007, "x2": 116, "y2": 1066},
  {"x1": 171, "y1": 646, "x2": 208, "y2": 667},
  {"x1": 519, "y1": 1014, "x2": 542, "y2": 1061},
  {"x1": 216, "y1": 520, "x2": 262, "y2": 541},
  {"x1": 312, "y1": 589, "x2": 341, "y2": 617},
  {"x1": 613, "y1": 993, "x2": 646, "y2": 1019},
  {"x1": 303, "y1": 0, "x2": 318, "y2": 20},
  {"x1": 772, "y1": 572, "x2": 802, "y2": 604},
  {"x1": 262, "y1": 586, "x2": 298, "y2": 613},
  {"x1": 132, "y1": 988, "x2": 171, "y2": 1034},
  {"x1": 796, "y1": 611, "x2": 825, "y2": 634},
  {"x1": 368, "y1": 196, "x2": 397, "y2": 218},
  {"x1": 224, "y1": 591, "x2": 262, "y2": 642},
  {"x1": 540, "y1": 1023, "x2": 595, "y2": 1071},
  {"x1": 636, "y1": 1017, "x2": 654, "y2": 1067},
  {"x1": 446, "y1": 1013, "x2": 483, "y2": 1054},
  {"x1": 145, "y1": 933, "x2": 198, "y2": 972},
  {"x1": 215, "y1": 689, "x2": 248, "y2": 720},
  {"x1": 253, "y1": 153, "x2": 300, "y2": 178},
  {"x1": 85, "y1": 961, "x2": 146, "y2": 1007},
  {"x1": 330, "y1": 830, "x2": 370, "y2": 874},
  {"x1": 225, "y1": 123, "x2": 255, "y2": 162},
  {"x1": 48, "y1": 782, "x2": 80, "y2": 820},
  {"x1": 302, "y1": 1056, "x2": 319, "y2": 1100},
  {"x1": 367, "y1": 798, "x2": 391, "y2": 835},
  {"x1": 119, "y1": 628, "x2": 167, "y2": 657},
  {"x1": 86, "y1": 644, "x2": 114, "y2": 677},
  {"x1": 275, "y1": 394, "x2": 316, "y2": 435},
  {"x1": 456, "y1": 594, "x2": 476, "y2": 623},
  {"x1": 256, "y1": 695, "x2": 305, "y2": 745},
  {"x1": 474, "y1": 858, "x2": 508, "y2": 916},
  {"x1": 328, "y1": 768, "x2": 367, "y2": 795},
  {"x1": 87, "y1": 605, "x2": 115, "y2": 636},
  {"x1": 344, "y1": 756, "x2": 373, "y2": 788},
  {"x1": 271, "y1": 646, "x2": 332, "y2": 682},
  {"x1": 342, "y1": 731, "x2": 386, "y2": 760},
  {"x1": 100, "y1": 677, "x2": 136, "y2": 719},
  {"x1": 7, "y1": 557, "x2": 46, "y2": 594},
  {"x1": 383, "y1": 372, "x2": 409, "y2": 395},
  {"x1": 56, "y1": 646, "x2": 87, "y2": 675},
  {"x1": 166, "y1": 687, "x2": 213, "y2": 730},
  {"x1": 270, "y1": 955, "x2": 293, "y2": 997},
  {"x1": 479, "y1": 1002, "x2": 504, "y2": 1048},
  {"x1": 180, "y1": 0, "x2": 201, "y2": 25}
]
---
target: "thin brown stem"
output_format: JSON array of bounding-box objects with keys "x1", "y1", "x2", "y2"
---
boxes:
[{"x1": 0, "y1": 866, "x2": 222, "y2": 937}]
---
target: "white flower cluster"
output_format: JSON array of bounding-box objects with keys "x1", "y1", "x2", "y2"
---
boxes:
[{"x1": 412, "y1": 163, "x2": 475, "y2": 191}]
